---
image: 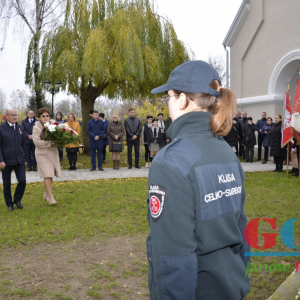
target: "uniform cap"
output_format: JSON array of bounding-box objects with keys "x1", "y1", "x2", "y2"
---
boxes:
[{"x1": 151, "y1": 60, "x2": 221, "y2": 97}]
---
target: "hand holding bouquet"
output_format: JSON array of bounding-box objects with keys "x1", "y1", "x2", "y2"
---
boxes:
[{"x1": 43, "y1": 122, "x2": 81, "y2": 148}]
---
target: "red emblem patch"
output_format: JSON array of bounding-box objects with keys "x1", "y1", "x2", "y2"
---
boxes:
[
  {"x1": 150, "y1": 196, "x2": 160, "y2": 216},
  {"x1": 148, "y1": 185, "x2": 166, "y2": 222}
]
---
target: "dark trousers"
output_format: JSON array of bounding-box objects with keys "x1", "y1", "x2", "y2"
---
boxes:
[
  {"x1": 127, "y1": 139, "x2": 140, "y2": 167},
  {"x1": 144, "y1": 145, "x2": 150, "y2": 162},
  {"x1": 102, "y1": 145, "x2": 107, "y2": 161},
  {"x1": 91, "y1": 148, "x2": 103, "y2": 168},
  {"x1": 58, "y1": 148, "x2": 63, "y2": 162},
  {"x1": 67, "y1": 152, "x2": 77, "y2": 168},
  {"x1": 26, "y1": 143, "x2": 36, "y2": 168},
  {"x1": 161, "y1": 133, "x2": 166, "y2": 148},
  {"x1": 263, "y1": 146, "x2": 269, "y2": 161},
  {"x1": 238, "y1": 138, "x2": 244, "y2": 157},
  {"x1": 2, "y1": 164, "x2": 26, "y2": 207},
  {"x1": 245, "y1": 145, "x2": 254, "y2": 161},
  {"x1": 274, "y1": 156, "x2": 284, "y2": 171},
  {"x1": 257, "y1": 135, "x2": 264, "y2": 159}
]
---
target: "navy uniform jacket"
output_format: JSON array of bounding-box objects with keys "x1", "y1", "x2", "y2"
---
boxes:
[
  {"x1": 86, "y1": 119, "x2": 105, "y2": 149},
  {"x1": 21, "y1": 117, "x2": 37, "y2": 144},
  {"x1": 146, "y1": 112, "x2": 250, "y2": 300},
  {"x1": 102, "y1": 119, "x2": 109, "y2": 146},
  {"x1": 0, "y1": 122, "x2": 27, "y2": 165}
]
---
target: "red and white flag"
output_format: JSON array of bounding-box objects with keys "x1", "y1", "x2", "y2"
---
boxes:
[
  {"x1": 291, "y1": 79, "x2": 300, "y2": 141},
  {"x1": 282, "y1": 92, "x2": 293, "y2": 147}
]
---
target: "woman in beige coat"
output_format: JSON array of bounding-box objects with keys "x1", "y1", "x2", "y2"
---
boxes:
[
  {"x1": 107, "y1": 115, "x2": 124, "y2": 169},
  {"x1": 32, "y1": 108, "x2": 61, "y2": 205}
]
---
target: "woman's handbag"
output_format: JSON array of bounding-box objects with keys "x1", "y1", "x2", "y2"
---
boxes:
[
  {"x1": 112, "y1": 142, "x2": 122, "y2": 152},
  {"x1": 291, "y1": 112, "x2": 300, "y2": 133},
  {"x1": 103, "y1": 133, "x2": 108, "y2": 139}
]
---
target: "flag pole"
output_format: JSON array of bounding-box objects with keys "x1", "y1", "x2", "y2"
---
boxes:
[{"x1": 286, "y1": 83, "x2": 290, "y2": 176}]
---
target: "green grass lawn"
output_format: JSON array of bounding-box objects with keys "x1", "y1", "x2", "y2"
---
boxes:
[{"x1": 0, "y1": 171, "x2": 299, "y2": 299}]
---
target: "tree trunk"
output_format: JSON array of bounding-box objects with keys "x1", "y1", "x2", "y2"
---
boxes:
[{"x1": 81, "y1": 93, "x2": 96, "y2": 155}]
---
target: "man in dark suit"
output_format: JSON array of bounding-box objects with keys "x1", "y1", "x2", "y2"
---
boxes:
[
  {"x1": 99, "y1": 113, "x2": 109, "y2": 164},
  {"x1": 87, "y1": 110, "x2": 105, "y2": 171},
  {"x1": 0, "y1": 110, "x2": 27, "y2": 211},
  {"x1": 124, "y1": 108, "x2": 142, "y2": 169},
  {"x1": 22, "y1": 110, "x2": 37, "y2": 171}
]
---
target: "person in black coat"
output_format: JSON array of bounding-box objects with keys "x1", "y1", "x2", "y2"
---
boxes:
[
  {"x1": 21, "y1": 110, "x2": 37, "y2": 171},
  {"x1": 242, "y1": 117, "x2": 257, "y2": 163},
  {"x1": 223, "y1": 118, "x2": 239, "y2": 155},
  {"x1": 238, "y1": 111, "x2": 248, "y2": 158},
  {"x1": 233, "y1": 111, "x2": 242, "y2": 156},
  {"x1": 124, "y1": 108, "x2": 142, "y2": 169},
  {"x1": 268, "y1": 115, "x2": 286, "y2": 172},
  {"x1": 0, "y1": 110, "x2": 27, "y2": 211}
]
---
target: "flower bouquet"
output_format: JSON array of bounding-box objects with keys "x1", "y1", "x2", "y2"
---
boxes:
[{"x1": 43, "y1": 122, "x2": 81, "y2": 149}]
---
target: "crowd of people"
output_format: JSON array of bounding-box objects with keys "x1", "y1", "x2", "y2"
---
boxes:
[
  {"x1": 224, "y1": 110, "x2": 300, "y2": 175},
  {"x1": 0, "y1": 107, "x2": 172, "y2": 210}
]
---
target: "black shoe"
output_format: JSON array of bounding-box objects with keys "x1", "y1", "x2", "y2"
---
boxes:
[
  {"x1": 98, "y1": 168, "x2": 104, "y2": 171},
  {"x1": 73, "y1": 166, "x2": 77, "y2": 170},
  {"x1": 90, "y1": 168, "x2": 96, "y2": 171},
  {"x1": 292, "y1": 169, "x2": 299, "y2": 176},
  {"x1": 245, "y1": 160, "x2": 249, "y2": 163},
  {"x1": 135, "y1": 166, "x2": 141, "y2": 169},
  {"x1": 289, "y1": 168, "x2": 296, "y2": 174},
  {"x1": 249, "y1": 160, "x2": 253, "y2": 163},
  {"x1": 33, "y1": 167, "x2": 37, "y2": 171},
  {"x1": 27, "y1": 167, "x2": 32, "y2": 172},
  {"x1": 278, "y1": 169, "x2": 282, "y2": 173},
  {"x1": 261, "y1": 160, "x2": 267, "y2": 164},
  {"x1": 8, "y1": 206, "x2": 14, "y2": 212},
  {"x1": 128, "y1": 166, "x2": 132, "y2": 169},
  {"x1": 273, "y1": 169, "x2": 279, "y2": 172},
  {"x1": 103, "y1": 160, "x2": 107, "y2": 164},
  {"x1": 257, "y1": 159, "x2": 261, "y2": 161},
  {"x1": 68, "y1": 167, "x2": 73, "y2": 170},
  {"x1": 15, "y1": 202, "x2": 23, "y2": 209}
]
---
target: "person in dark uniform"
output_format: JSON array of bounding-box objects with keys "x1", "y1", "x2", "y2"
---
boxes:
[
  {"x1": 21, "y1": 110, "x2": 37, "y2": 171},
  {"x1": 142, "y1": 115, "x2": 153, "y2": 168},
  {"x1": 99, "y1": 113, "x2": 109, "y2": 164},
  {"x1": 239, "y1": 111, "x2": 248, "y2": 159},
  {"x1": 256, "y1": 112, "x2": 267, "y2": 161},
  {"x1": 157, "y1": 113, "x2": 166, "y2": 147},
  {"x1": 0, "y1": 110, "x2": 27, "y2": 211},
  {"x1": 146, "y1": 60, "x2": 250, "y2": 300}
]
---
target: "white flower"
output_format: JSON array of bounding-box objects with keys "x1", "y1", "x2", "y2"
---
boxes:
[
  {"x1": 44, "y1": 122, "x2": 50, "y2": 128},
  {"x1": 58, "y1": 124, "x2": 66, "y2": 129},
  {"x1": 48, "y1": 124, "x2": 56, "y2": 132}
]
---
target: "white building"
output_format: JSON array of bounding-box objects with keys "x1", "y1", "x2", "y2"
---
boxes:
[{"x1": 223, "y1": 0, "x2": 300, "y2": 121}]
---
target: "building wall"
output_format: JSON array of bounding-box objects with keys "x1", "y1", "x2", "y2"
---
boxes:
[{"x1": 230, "y1": 0, "x2": 300, "y2": 99}]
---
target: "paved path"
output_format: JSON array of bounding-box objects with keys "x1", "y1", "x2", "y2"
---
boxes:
[{"x1": 0, "y1": 161, "x2": 280, "y2": 184}]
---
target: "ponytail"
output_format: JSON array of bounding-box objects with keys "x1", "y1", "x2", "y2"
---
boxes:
[{"x1": 209, "y1": 88, "x2": 236, "y2": 136}]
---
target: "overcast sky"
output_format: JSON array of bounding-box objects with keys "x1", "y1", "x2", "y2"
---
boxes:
[{"x1": 0, "y1": 0, "x2": 242, "y2": 103}]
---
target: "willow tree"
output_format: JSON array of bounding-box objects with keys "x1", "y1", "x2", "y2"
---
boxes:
[{"x1": 41, "y1": 0, "x2": 192, "y2": 153}]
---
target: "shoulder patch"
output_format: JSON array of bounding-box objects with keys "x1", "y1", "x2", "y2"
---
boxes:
[
  {"x1": 195, "y1": 162, "x2": 243, "y2": 221},
  {"x1": 155, "y1": 136, "x2": 202, "y2": 179},
  {"x1": 149, "y1": 185, "x2": 166, "y2": 222}
]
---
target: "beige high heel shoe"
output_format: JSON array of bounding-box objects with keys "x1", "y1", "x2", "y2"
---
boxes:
[
  {"x1": 43, "y1": 191, "x2": 48, "y2": 201},
  {"x1": 47, "y1": 194, "x2": 57, "y2": 206}
]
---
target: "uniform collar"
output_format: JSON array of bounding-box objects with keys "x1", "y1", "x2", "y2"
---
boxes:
[
  {"x1": 166, "y1": 111, "x2": 212, "y2": 139},
  {"x1": 7, "y1": 121, "x2": 16, "y2": 128}
]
